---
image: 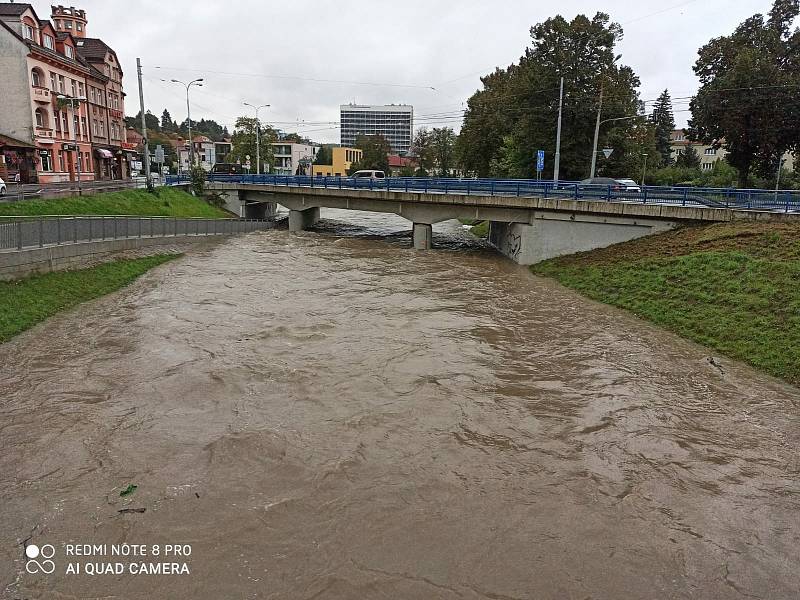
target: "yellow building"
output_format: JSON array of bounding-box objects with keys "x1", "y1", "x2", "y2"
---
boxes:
[{"x1": 312, "y1": 147, "x2": 362, "y2": 177}]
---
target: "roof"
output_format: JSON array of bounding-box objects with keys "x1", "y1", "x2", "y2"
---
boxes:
[
  {"x1": 75, "y1": 37, "x2": 111, "y2": 61},
  {"x1": 0, "y1": 132, "x2": 36, "y2": 148},
  {"x1": 0, "y1": 3, "x2": 32, "y2": 16},
  {"x1": 388, "y1": 154, "x2": 415, "y2": 167}
]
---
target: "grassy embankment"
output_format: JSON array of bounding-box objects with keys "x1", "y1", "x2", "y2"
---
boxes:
[
  {"x1": 531, "y1": 222, "x2": 800, "y2": 385},
  {"x1": 0, "y1": 187, "x2": 228, "y2": 218},
  {"x1": 0, "y1": 255, "x2": 179, "y2": 342},
  {"x1": 459, "y1": 218, "x2": 490, "y2": 237}
]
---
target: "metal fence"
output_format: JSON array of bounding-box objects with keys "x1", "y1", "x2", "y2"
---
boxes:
[
  {"x1": 166, "y1": 174, "x2": 800, "y2": 213},
  {"x1": 0, "y1": 216, "x2": 272, "y2": 252}
]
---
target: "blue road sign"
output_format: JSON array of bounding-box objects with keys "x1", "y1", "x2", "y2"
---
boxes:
[{"x1": 536, "y1": 150, "x2": 545, "y2": 172}]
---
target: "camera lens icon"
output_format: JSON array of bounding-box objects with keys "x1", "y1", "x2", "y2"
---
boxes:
[{"x1": 25, "y1": 544, "x2": 55, "y2": 574}]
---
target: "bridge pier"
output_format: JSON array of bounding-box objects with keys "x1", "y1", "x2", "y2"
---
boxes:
[
  {"x1": 288, "y1": 207, "x2": 320, "y2": 232},
  {"x1": 412, "y1": 223, "x2": 433, "y2": 250}
]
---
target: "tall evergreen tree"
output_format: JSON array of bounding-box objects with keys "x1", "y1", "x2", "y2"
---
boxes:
[
  {"x1": 651, "y1": 90, "x2": 675, "y2": 165},
  {"x1": 676, "y1": 144, "x2": 701, "y2": 169},
  {"x1": 161, "y1": 109, "x2": 174, "y2": 132}
]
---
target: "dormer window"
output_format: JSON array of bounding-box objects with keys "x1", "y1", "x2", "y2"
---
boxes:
[
  {"x1": 23, "y1": 24, "x2": 34, "y2": 40},
  {"x1": 43, "y1": 34, "x2": 54, "y2": 50},
  {"x1": 65, "y1": 20, "x2": 73, "y2": 29},
  {"x1": 65, "y1": 46, "x2": 74, "y2": 59},
  {"x1": 76, "y1": 22, "x2": 82, "y2": 32},
  {"x1": 55, "y1": 19, "x2": 61, "y2": 29}
]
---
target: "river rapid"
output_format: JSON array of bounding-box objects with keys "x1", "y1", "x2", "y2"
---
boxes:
[{"x1": 1, "y1": 209, "x2": 798, "y2": 599}]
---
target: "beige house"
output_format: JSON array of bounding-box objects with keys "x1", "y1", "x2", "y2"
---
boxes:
[{"x1": 670, "y1": 129, "x2": 795, "y2": 173}]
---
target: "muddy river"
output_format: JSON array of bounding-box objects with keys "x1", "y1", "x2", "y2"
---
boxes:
[{"x1": 1, "y1": 209, "x2": 798, "y2": 599}]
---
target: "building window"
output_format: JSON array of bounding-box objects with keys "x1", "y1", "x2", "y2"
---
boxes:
[
  {"x1": 55, "y1": 19, "x2": 61, "y2": 29},
  {"x1": 704, "y1": 148, "x2": 716, "y2": 155},
  {"x1": 23, "y1": 24, "x2": 34, "y2": 40},
  {"x1": 62, "y1": 112, "x2": 69, "y2": 135},
  {"x1": 50, "y1": 72, "x2": 57, "y2": 91},
  {"x1": 76, "y1": 22, "x2": 82, "y2": 32},
  {"x1": 31, "y1": 68, "x2": 42, "y2": 87},
  {"x1": 71, "y1": 79, "x2": 77, "y2": 97},
  {"x1": 59, "y1": 151, "x2": 65, "y2": 172},
  {"x1": 64, "y1": 20, "x2": 72, "y2": 29},
  {"x1": 89, "y1": 87, "x2": 95, "y2": 103},
  {"x1": 702, "y1": 162, "x2": 714, "y2": 171},
  {"x1": 35, "y1": 107, "x2": 48, "y2": 128},
  {"x1": 92, "y1": 120, "x2": 98, "y2": 136},
  {"x1": 73, "y1": 115, "x2": 80, "y2": 137},
  {"x1": 43, "y1": 34, "x2": 54, "y2": 50},
  {"x1": 78, "y1": 82, "x2": 84, "y2": 97},
  {"x1": 99, "y1": 121, "x2": 104, "y2": 137},
  {"x1": 40, "y1": 152, "x2": 52, "y2": 171},
  {"x1": 58, "y1": 75, "x2": 65, "y2": 93},
  {"x1": 81, "y1": 117, "x2": 87, "y2": 138},
  {"x1": 65, "y1": 46, "x2": 74, "y2": 59}
]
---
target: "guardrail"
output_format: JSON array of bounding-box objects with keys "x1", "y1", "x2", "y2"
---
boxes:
[
  {"x1": 168, "y1": 174, "x2": 800, "y2": 213},
  {"x1": 0, "y1": 216, "x2": 271, "y2": 252}
]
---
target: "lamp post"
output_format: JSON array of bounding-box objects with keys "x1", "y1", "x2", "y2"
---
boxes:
[
  {"x1": 169, "y1": 78, "x2": 203, "y2": 169},
  {"x1": 641, "y1": 153, "x2": 649, "y2": 187},
  {"x1": 243, "y1": 102, "x2": 270, "y2": 175},
  {"x1": 590, "y1": 115, "x2": 641, "y2": 178},
  {"x1": 57, "y1": 94, "x2": 86, "y2": 195}
]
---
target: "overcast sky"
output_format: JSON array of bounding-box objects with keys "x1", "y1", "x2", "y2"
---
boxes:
[{"x1": 59, "y1": 0, "x2": 778, "y2": 143}]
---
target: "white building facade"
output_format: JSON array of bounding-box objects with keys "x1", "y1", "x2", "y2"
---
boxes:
[
  {"x1": 272, "y1": 142, "x2": 318, "y2": 175},
  {"x1": 340, "y1": 104, "x2": 413, "y2": 155}
]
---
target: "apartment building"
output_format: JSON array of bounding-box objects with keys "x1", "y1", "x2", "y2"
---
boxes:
[
  {"x1": 670, "y1": 129, "x2": 795, "y2": 173},
  {"x1": 176, "y1": 135, "x2": 216, "y2": 172},
  {"x1": 0, "y1": 3, "x2": 129, "y2": 183},
  {"x1": 340, "y1": 104, "x2": 413, "y2": 155},
  {"x1": 272, "y1": 142, "x2": 318, "y2": 175}
]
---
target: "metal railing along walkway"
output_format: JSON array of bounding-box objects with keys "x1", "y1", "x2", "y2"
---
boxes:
[
  {"x1": 0, "y1": 216, "x2": 271, "y2": 252},
  {"x1": 168, "y1": 174, "x2": 800, "y2": 213}
]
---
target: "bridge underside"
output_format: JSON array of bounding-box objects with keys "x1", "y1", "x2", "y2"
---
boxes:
[{"x1": 214, "y1": 186, "x2": 687, "y2": 264}]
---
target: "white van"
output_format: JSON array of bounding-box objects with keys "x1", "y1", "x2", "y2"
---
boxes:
[{"x1": 351, "y1": 170, "x2": 386, "y2": 180}]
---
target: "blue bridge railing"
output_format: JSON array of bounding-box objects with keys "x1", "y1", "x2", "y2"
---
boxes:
[{"x1": 166, "y1": 174, "x2": 800, "y2": 213}]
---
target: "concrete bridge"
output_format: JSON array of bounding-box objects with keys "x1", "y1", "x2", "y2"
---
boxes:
[{"x1": 202, "y1": 177, "x2": 799, "y2": 264}]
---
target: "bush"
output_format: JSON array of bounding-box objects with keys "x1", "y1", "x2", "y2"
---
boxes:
[{"x1": 189, "y1": 165, "x2": 206, "y2": 196}]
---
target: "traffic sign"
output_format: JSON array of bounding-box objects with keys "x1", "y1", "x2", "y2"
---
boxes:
[
  {"x1": 536, "y1": 150, "x2": 545, "y2": 172},
  {"x1": 154, "y1": 145, "x2": 165, "y2": 163},
  {"x1": 602, "y1": 148, "x2": 614, "y2": 159}
]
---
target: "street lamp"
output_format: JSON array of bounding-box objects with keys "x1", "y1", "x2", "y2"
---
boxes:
[
  {"x1": 590, "y1": 115, "x2": 642, "y2": 178},
  {"x1": 243, "y1": 102, "x2": 270, "y2": 175},
  {"x1": 168, "y1": 78, "x2": 203, "y2": 169},
  {"x1": 57, "y1": 94, "x2": 87, "y2": 195}
]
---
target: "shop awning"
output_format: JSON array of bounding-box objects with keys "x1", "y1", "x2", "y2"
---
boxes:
[{"x1": 95, "y1": 148, "x2": 114, "y2": 159}]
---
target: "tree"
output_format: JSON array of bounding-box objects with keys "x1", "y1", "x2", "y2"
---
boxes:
[
  {"x1": 459, "y1": 12, "x2": 645, "y2": 180},
  {"x1": 350, "y1": 135, "x2": 390, "y2": 173},
  {"x1": 411, "y1": 128, "x2": 434, "y2": 173},
  {"x1": 688, "y1": 0, "x2": 800, "y2": 187},
  {"x1": 676, "y1": 145, "x2": 701, "y2": 169},
  {"x1": 161, "y1": 109, "x2": 175, "y2": 132},
  {"x1": 430, "y1": 127, "x2": 458, "y2": 176},
  {"x1": 127, "y1": 110, "x2": 160, "y2": 133},
  {"x1": 228, "y1": 116, "x2": 276, "y2": 173},
  {"x1": 314, "y1": 145, "x2": 332, "y2": 165},
  {"x1": 651, "y1": 90, "x2": 675, "y2": 165}
]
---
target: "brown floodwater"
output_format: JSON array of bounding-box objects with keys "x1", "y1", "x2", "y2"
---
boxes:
[{"x1": 1, "y1": 209, "x2": 799, "y2": 599}]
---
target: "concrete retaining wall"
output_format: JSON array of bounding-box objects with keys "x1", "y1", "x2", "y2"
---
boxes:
[{"x1": 0, "y1": 230, "x2": 271, "y2": 281}]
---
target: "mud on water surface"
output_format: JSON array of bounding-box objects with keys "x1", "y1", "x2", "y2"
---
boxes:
[{"x1": 1, "y1": 209, "x2": 799, "y2": 599}]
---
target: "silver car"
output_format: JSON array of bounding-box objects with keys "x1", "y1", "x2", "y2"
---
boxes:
[{"x1": 0, "y1": 177, "x2": 6, "y2": 196}]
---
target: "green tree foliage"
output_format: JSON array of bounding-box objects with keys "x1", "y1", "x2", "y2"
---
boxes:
[
  {"x1": 651, "y1": 90, "x2": 675, "y2": 165},
  {"x1": 459, "y1": 12, "x2": 648, "y2": 180},
  {"x1": 161, "y1": 109, "x2": 176, "y2": 132},
  {"x1": 430, "y1": 127, "x2": 458, "y2": 176},
  {"x1": 314, "y1": 145, "x2": 332, "y2": 165},
  {"x1": 228, "y1": 116, "x2": 276, "y2": 173},
  {"x1": 675, "y1": 144, "x2": 701, "y2": 169},
  {"x1": 411, "y1": 128, "x2": 434, "y2": 173},
  {"x1": 688, "y1": 0, "x2": 800, "y2": 187},
  {"x1": 349, "y1": 135, "x2": 391, "y2": 174},
  {"x1": 281, "y1": 132, "x2": 313, "y2": 144},
  {"x1": 127, "y1": 110, "x2": 160, "y2": 132}
]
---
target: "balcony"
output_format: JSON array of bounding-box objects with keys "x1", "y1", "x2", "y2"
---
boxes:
[{"x1": 32, "y1": 86, "x2": 51, "y2": 103}]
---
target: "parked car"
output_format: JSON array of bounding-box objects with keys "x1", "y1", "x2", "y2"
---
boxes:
[
  {"x1": 351, "y1": 170, "x2": 386, "y2": 180},
  {"x1": 211, "y1": 163, "x2": 245, "y2": 175},
  {"x1": 580, "y1": 177, "x2": 641, "y2": 192},
  {"x1": 0, "y1": 177, "x2": 5, "y2": 196}
]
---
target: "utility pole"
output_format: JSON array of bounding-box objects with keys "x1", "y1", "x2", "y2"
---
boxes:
[
  {"x1": 553, "y1": 77, "x2": 564, "y2": 183},
  {"x1": 136, "y1": 58, "x2": 152, "y2": 191},
  {"x1": 590, "y1": 85, "x2": 603, "y2": 178},
  {"x1": 641, "y1": 153, "x2": 648, "y2": 187},
  {"x1": 774, "y1": 157, "x2": 785, "y2": 201}
]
